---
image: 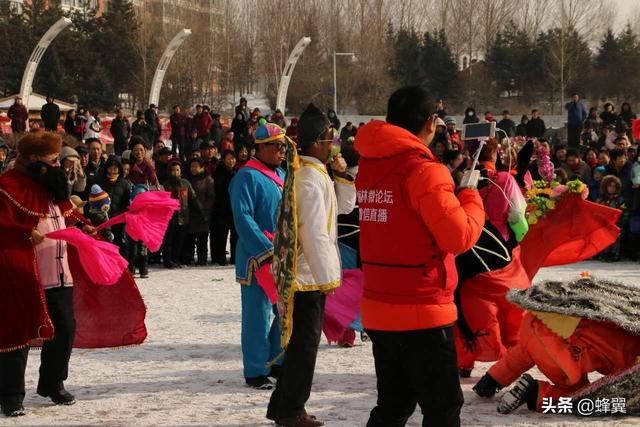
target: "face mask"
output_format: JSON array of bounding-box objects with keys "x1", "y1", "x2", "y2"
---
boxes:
[{"x1": 467, "y1": 111, "x2": 474, "y2": 117}]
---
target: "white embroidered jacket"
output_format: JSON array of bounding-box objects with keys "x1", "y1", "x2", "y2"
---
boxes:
[{"x1": 295, "y1": 155, "x2": 356, "y2": 292}]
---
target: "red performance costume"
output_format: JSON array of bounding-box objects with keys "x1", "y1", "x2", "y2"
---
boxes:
[
  {"x1": 0, "y1": 168, "x2": 147, "y2": 352},
  {"x1": 0, "y1": 132, "x2": 146, "y2": 417},
  {"x1": 474, "y1": 277, "x2": 640, "y2": 416}
]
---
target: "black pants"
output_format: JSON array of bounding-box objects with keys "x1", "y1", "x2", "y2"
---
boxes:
[
  {"x1": 365, "y1": 326, "x2": 463, "y2": 427},
  {"x1": 183, "y1": 231, "x2": 209, "y2": 264},
  {"x1": 267, "y1": 291, "x2": 326, "y2": 421},
  {"x1": 162, "y1": 216, "x2": 185, "y2": 266},
  {"x1": 125, "y1": 236, "x2": 148, "y2": 275},
  {"x1": 211, "y1": 215, "x2": 237, "y2": 263},
  {"x1": 114, "y1": 137, "x2": 128, "y2": 156},
  {"x1": 0, "y1": 287, "x2": 76, "y2": 408},
  {"x1": 567, "y1": 125, "x2": 582, "y2": 148}
]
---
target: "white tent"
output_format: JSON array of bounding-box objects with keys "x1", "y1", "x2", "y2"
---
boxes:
[{"x1": 0, "y1": 93, "x2": 76, "y2": 112}]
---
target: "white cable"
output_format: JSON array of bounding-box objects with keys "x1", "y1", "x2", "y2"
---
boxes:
[{"x1": 479, "y1": 176, "x2": 516, "y2": 210}]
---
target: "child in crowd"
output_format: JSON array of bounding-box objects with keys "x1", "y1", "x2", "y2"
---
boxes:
[
  {"x1": 587, "y1": 165, "x2": 606, "y2": 202},
  {"x1": 162, "y1": 160, "x2": 198, "y2": 269},
  {"x1": 185, "y1": 158, "x2": 214, "y2": 266}
]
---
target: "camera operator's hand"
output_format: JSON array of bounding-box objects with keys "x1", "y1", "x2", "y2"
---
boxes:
[
  {"x1": 476, "y1": 164, "x2": 490, "y2": 190},
  {"x1": 74, "y1": 158, "x2": 84, "y2": 177}
]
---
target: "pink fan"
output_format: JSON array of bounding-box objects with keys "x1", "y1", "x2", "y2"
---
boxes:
[
  {"x1": 46, "y1": 228, "x2": 128, "y2": 286},
  {"x1": 323, "y1": 269, "x2": 364, "y2": 344},
  {"x1": 96, "y1": 191, "x2": 179, "y2": 252}
]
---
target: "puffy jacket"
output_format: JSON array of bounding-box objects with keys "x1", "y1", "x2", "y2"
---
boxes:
[
  {"x1": 488, "y1": 312, "x2": 640, "y2": 407},
  {"x1": 355, "y1": 121, "x2": 485, "y2": 331}
]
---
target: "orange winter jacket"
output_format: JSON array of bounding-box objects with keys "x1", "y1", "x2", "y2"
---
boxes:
[
  {"x1": 489, "y1": 312, "x2": 640, "y2": 389},
  {"x1": 355, "y1": 120, "x2": 485, "y2": 331}
]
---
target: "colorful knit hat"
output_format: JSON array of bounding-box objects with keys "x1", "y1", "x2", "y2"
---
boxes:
[
  {"x1": 254, "y1": 123, "x2": 286, "y2": 144},
  {"x1": 88, "y1": 184, "x2": 111, "y2": 212}
]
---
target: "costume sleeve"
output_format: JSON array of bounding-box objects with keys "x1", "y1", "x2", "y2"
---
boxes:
[
  {"x1": 229, "y1": 172, "x2": 273, "y2": 261},
  {"x1": 405, "y1": 163, "x2": 485, "y2": 255},
  {"x1": 296, "y1": 169, "x2": 341, "y2": 286},
  {"x1": 334, "y1": 175, "x2": 356, "y2": 216}
]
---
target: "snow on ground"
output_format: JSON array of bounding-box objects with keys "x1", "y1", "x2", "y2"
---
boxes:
[{"x1": 2, "y1": 261, "x2": 639, "y2": 426}]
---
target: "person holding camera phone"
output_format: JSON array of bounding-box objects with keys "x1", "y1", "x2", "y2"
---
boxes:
[{"x1": 355, "y1": 86, "x2": 485, "y2": 426}]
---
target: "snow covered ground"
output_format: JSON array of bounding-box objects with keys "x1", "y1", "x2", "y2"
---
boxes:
[{"x1": 2, "y1": 261, "x2": 639, "y2": 426}]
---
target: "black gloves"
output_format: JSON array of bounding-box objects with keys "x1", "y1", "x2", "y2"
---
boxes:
[{"x1": 473, "y1": 373, "x2": 502, "y2": 397}]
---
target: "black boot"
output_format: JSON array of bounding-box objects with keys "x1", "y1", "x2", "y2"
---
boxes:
[
  {"x1": 1, "y1": 404, "x2": 25, "y2": 417},
  {"x1": 245, "y1": 376, "x2": 273, "y2": 390},
  {"x1": 497, "y1": 374, "x2": 537, "y2": 414},
  {"x1": 37, "y1": 386, "x2": 76, "y2": 406}
]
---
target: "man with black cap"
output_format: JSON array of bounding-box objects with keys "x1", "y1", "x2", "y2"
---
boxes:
[
  {"x1": 267, "y1": 104, "x2": 355, "y2": 427},
  {"x1": 41, "y1": 95, "x2": 61, "y2": 132}
]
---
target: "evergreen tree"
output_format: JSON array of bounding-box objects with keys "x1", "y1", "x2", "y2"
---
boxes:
[
  {"x1": 419, "y1": 30, "x2": 459, "y2": 99},
  {"x1": 390, "y1": 29, "x2": 422, "y2": 87}
]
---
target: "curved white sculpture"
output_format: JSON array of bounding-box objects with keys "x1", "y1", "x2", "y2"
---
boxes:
[
  {"x1": 275, "y1": 37, "x2": 311, "y2": 114},
  {"x1": 148, "y1": 29, "x2": 192, "y2": 107},
  {"x1": 20, "y1": 17, "x2": 72, "y2": 109}
]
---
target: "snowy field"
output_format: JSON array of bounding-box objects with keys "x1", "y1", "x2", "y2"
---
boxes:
[{"x1": 2, "y1": 261, "x2": 639, "y2": 427}]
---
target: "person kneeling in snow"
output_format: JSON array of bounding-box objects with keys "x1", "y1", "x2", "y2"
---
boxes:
[{"x1": 473, "y1": 276, "x2": 640, "y2": 415}]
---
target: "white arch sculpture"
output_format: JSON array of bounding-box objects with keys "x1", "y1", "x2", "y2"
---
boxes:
[
  {"x1": 148, "y1": 29, "x2": 192, "y2": 107},
  {"x1": 20, "y1": 17, "x2": 73, "y2": 108},
  {"x1": 275, "y1": 37, "x2": 311, "y2": 113}
]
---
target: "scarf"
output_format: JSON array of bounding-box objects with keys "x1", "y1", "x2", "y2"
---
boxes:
[{"x1": 271, "y1": 136, "x2": 300, "y2": 351}]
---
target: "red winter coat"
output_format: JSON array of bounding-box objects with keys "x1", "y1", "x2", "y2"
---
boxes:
[
  {"x1": 192, "y1": 112, "x2": 213, "y2": 137},
  {"x1": 8, "y1": 103, "x2": 28, "y2": 132},
  {"x1": 355, "y1": 121, "x2": 485, "y2": 331}
]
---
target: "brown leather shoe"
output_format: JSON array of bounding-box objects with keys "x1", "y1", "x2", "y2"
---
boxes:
[{"x1": 274, "y1": 413, "x2": 324, "y2": 427}]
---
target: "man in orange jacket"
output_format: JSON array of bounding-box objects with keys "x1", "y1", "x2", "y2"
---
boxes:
[{"x1": 355, "y1": 86, "x2": 485, "y2": 426}]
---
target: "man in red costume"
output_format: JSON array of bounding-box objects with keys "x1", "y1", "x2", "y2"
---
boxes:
[
  {"x1": 0, "y1": 131, "x2": 94, "y2": 416},
  {"x1": 355, "y1": 86, "x2": 485, "y2": 426}
]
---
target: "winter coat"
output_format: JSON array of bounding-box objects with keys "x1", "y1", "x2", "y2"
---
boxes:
[
  {"x1": 526, "y1": 118, "x2": 546, "y2": 138},
  {"x1": 170, "y1": 112, "x2": 187, "y2": 139},
  {"x1": 64, "y1": 116, "x2": 77, "y2": 137},
  {"x1": 84, "y1": 116, "x2": 102, "y2": 140},
  {"x1": 163, "y1": 177, "x2": 197, "y2": 226},
  {"x1": 129, "y1": 159, "x2": 158, "y2": 186},
  {"x1": 600, "y1": 110, "x2": 618, "y2": 127},
  {"x1": 619, "y1": 111, "x2": 636, "y2": 128},
  {"x1": 210, "y1": 119, "x2": 223, "y2": 147},
  {"x1": 110, "y1": 117, "x2": 131, "y2": 143},
  {"x1": 144, "y1": 108, "x2": 161, "y2": 139},
  {"x1": 188, "y1": 173, "x2": 214, "y2": 233},
  {"x1": 515, "y1": 123, "x2": 527, "y2": 137},
  {"x1": 213, "y1": 164, "x2": 235, "y2": 217},
  {"x1": 96, "y1": 160, "x2": 131, "y2": 218},
  {"x1": 8, "y1": 103, "x2": 28, "y2": 132},
  {"x1": 488, "y1": 312, "x2": 640, "y2": 411},
  {"x1": 605, "y1": 162, "x2": 634, "y2": 202},
  {"x1": 340, "y1": 126, "x2": 357, "y2": 141},
  {"x1": 587, "y1": 178, "x2": 601, "y2": 202},
  {"x1": 561, "y1": 160, "x2": 592, "y2": 182},
  {"x1": 355, "y1": 120, "x2": 485, "y2": 332},
  {"x1": 41, "y1": 101, "x2": 61, "y2": 130},
  {"x1": 564, "y1": 101, "x2": 587, "y2": 127},
  {"x1": 497, "y1": 119, "x2": 516, "y2": 137},
  {"x1": 231, "y1": 116, "x2": 248, "y2": 144},
  {"x1": 192, "y1": 112, "x2": 213, "y2": 137},
  {"x1": 131, "y1": 119, "x2": 154, "y2": 149},
  {"x1": 327, "y1": 110, "x2": 340, "y2": 130}
]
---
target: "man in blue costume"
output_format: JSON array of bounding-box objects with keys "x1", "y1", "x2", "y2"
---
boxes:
[{"x1": 230, "y1": 123, "x2": 287, "y2": 390}]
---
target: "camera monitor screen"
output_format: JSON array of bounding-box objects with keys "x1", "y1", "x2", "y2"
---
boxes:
[{"x1": 461, "y1": 122, "x2": 496, "y2": 140}]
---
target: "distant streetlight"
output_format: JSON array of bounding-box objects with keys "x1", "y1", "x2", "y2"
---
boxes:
[{"x1": 333, "y1": 51, "x2": 356, "y2": 115}]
